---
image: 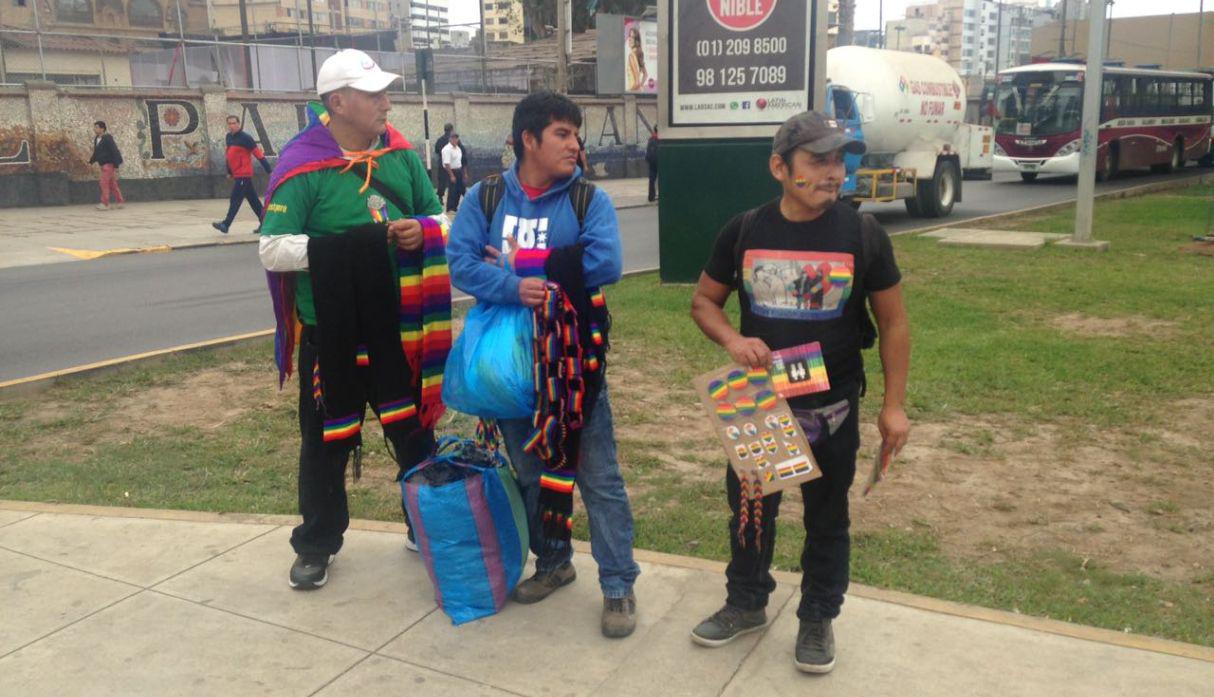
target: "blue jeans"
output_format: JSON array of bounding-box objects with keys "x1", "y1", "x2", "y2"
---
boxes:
[{"x1": 498, "y1": 388, "x2": 640, "y2": 599}]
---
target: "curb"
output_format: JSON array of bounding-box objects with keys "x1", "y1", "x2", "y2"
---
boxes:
[
  {"x1": 3, "y1": 498, "x2": 1213, "y2": 665},
  {"x1": 893, "y1": 171, "x2": 1213, "y2": 238}
]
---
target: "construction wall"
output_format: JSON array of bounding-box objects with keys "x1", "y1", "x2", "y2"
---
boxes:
[{"x1": 0, "y1": 82, "x2": 657, "y2": 207}]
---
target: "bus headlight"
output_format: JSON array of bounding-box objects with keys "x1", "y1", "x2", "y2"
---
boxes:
[
  {"x1": 993, "y1": 141, "x2": 1007, "y2": 157},
  {"x1": 1055, "y1": 139, "x2": 1082, "y2": 157}
]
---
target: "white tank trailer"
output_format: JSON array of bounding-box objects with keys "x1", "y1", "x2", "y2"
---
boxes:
[{"x1": 826, "y1": 46, "x2": 993, "y2": 217}]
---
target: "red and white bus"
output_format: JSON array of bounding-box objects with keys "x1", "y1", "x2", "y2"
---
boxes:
[{"x1": 993, "y1": 63, "x2": 1212, "y2": 181}]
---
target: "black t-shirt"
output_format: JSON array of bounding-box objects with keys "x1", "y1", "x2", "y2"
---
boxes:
[{"x1": 703, "y1": 199, "x2": 901, "y2": 407}]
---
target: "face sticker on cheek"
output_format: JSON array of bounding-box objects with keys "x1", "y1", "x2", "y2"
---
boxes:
[{"x1": 794, "y1": 177, "x2": 810, "y2": 189}]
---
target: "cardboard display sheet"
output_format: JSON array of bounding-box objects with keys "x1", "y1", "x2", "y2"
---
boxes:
[{"x1": 692, "y1": 363, "x2": 821, "y2": 494}]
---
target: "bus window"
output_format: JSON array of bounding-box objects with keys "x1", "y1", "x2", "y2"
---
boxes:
[
  {"x1": 1178, "y1": 81, "x2": 1194, "y2": 112},
  {"x1": 1197, "y1": 81, "x2": 1211, "y2": 113},
  {"x1": 1102, "y1": 77, "x2": 1119, "y2": 120},
  {"x1": 1144, "y1": 79, "x2": 1161, "y2": 114},
  {"x1": 1160, "y1": 81, "x2": 1178, "y2": 111}
]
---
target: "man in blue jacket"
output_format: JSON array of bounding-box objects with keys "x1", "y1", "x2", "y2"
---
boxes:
[{"x1": 447, "y1": 91, "x2": 640, "y2": 638}]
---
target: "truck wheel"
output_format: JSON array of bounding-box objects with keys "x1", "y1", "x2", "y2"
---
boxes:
[
  {"x1": 1020, "y1": 172, "x2": 1038, "y2": 183},
  {"x1": 918, "y1": 159, "x2": 959, "y2": 218},
  {"x1": 904, "y1": 196, "x2": 924, "y2": 217}
]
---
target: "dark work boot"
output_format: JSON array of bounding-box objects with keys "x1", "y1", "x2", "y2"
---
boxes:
[{"x1": 512, "y1": 562, "x2": 576, "y2": 604}]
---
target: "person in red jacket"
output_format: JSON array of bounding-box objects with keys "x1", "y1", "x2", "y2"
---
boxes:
[{"x1": 213, "y1": 115, "x2": 272, "y2": 234}]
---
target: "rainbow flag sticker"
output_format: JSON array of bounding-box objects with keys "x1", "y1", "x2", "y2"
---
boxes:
[
  {"x1": 735, "y1": 396, "x2": 756, "y2": 416},
  {"x1": 708, "y1": 379, "x2": 728, "y2": 400},
  {"x1": 716, "y1": 401, "x2": 738, "y2": 420},
  {"x1": 726, "y1": 369, "x2": 748, "y2": 391},
  {"x1": 755, "y1": 390, "x2": 778, "y2": 411}
]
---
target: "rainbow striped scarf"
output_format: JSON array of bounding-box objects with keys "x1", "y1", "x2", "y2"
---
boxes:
[{"x1": 397, "y1": 216, "x2": 451, "y2": 430}]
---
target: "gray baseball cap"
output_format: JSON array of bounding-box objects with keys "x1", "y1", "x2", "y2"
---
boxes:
[{"x1": 772, "y1": 111, "x2": 866, "y2": 157}]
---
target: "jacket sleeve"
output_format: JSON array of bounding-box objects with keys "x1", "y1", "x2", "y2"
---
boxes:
[{"x1": 446, "y1": 183, "x2": 522, "y2": 305}]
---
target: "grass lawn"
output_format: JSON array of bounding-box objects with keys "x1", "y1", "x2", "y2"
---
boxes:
[{"x1": 3, "y1": 183, "x2": 1213, "y2": 646}]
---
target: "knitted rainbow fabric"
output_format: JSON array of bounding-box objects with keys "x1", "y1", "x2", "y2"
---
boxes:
[{"x1": 397, "y1": 217, "x2": 452, "y2": 430}]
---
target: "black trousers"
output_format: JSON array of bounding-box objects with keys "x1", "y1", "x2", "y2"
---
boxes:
[
  {"x1": 445, "y1": 169, "x2": 465, "y2": 212},
  {"x1": 647, "y1": 164, "x2": 658, "y2": 201},
  {"x1": 724, "y1": 387, "x2": 860, "y2": 621},
  {"x1": 290, "y1": 325, "x2": 433, "y2": 556},
  {"x1": 222, "y1": 177, "x2": 263, "y2": 226},
  {"x1": 434, "y1": 163, "x2": 448, "y2": 199}
]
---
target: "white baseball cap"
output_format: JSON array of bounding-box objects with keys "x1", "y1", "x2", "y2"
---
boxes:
[{"x1": 316, "y1": 49, "x2": 400, "y2": 96}]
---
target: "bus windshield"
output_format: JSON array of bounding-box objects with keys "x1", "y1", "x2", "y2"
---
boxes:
[{"x1": 995, "y1": 73, "x2": 1084, "y2": 137}]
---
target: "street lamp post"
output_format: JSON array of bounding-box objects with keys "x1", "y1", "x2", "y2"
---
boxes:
[{"x1": 895, "y1": 24, "x2": 905, "y2": 50}]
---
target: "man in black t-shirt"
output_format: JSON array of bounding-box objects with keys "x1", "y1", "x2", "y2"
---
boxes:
[{"x1": 688, "y1": 111, "x2": 910, "y2": 674}]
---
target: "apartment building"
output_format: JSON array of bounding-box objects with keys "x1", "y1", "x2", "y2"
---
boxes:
[
  {"x1": 410, "y1": 0, "x2": 448, "y2": 47},
  {"x1": 900, "y1": 0, "x2": 1049, "y2": 80},
  {"x1": 482, "y1": 0, "x2": 522, "y2": 45},
  {"x1": 205, "y1": 0, "x2": 396, "y2": 37}
]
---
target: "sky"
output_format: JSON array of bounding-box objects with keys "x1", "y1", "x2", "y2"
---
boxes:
[{"x1": 447, "y1": 1, "x2": 1209, "y2": 34}]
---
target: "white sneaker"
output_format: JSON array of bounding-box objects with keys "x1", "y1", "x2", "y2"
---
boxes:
[
  {"x1": 95, "y1": 203, "x2": 110, "y2": 211},
  {"x1": 115, "y1": 202, "x2": 125, "y2": 209}
]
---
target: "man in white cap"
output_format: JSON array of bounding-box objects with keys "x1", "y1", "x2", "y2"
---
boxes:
[{"x1": 259, "y1": 49, "x2": 450, "y2": 590}]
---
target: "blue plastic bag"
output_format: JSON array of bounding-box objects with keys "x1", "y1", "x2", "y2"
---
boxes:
[
  {"x1": 442, "y1": 302, "x2": 535, "y2": 419},
  {"x1": 401, "y1": 437, "x2": 530, "y2": 625}
]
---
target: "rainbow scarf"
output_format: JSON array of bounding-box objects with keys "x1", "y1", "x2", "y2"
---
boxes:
[
  {"x1": 397, "y1": 217, "x2": 451, "y2": 429},
  {"x1": 263, "y1": 101, "x2": 414, "y2": 386}
]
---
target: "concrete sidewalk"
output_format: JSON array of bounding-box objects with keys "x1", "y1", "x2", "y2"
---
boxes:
[
  {"x1": 0, "y1": 178, "x2": 655, "y2": 271},
  {"x1": 2, "y1": 501, "x2": 1211, "y2": 697}
]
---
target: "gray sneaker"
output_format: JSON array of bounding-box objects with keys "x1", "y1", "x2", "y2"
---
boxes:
[
  {"x1": 601, "y1": 592, "x2": 637, "y2": 638},
  {"x1": 794, "y1": 618, "x2": 836, "y2": 674},
  {"x1": 512, "y1": 562, "x2": 576, "y2": 604},
  {"x1": 288, "y1": 553, "x2": 334, "y2": 590},
  {"x1": 690, "y1": 604, "x2": 770, "y2": 647}
]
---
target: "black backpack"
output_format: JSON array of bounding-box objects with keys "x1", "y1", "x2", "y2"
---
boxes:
[
  {"x1": 477, "y1": 173, "x2": 596, "y2": 228},
  {"x1": 732, "y1": 202, "x2": 879, "y2": 350}
]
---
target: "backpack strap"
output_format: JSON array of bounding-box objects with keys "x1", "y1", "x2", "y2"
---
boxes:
[
  {"x1": 732, "y1": 204, "x2": 767, "y2": 290},
  {"x1": 569, "y1": 177, "x2": 596, "y2": 228},
  {"x1": 478, "y1": 173, "x2": 505, "y2": 222}
]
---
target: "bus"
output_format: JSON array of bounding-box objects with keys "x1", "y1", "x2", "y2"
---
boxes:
[{"x1": 992, "y1": 63, "x2": 1213, "y2": 182}]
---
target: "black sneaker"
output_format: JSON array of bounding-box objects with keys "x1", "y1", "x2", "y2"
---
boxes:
[
  {"x1": 288, "y1": 553, "x2": 333, "y2": 590},
  {"x1": 601, "y1": 592, "x2": 637, "y2": 638},
  {"x1": 512, "y1": 562, "x2": 576, "y2": 604},
  {"x1": 211, "y1": 221, "x2": 229, "y2": 234},
  {"x1": 690, "y1": 604, "x2": 769, "y2": 647},
  {"x1": 794, "y1": 618, "x2": 836, "y2": 674}
]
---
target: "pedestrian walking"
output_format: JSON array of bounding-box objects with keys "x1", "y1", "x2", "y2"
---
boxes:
[
  {"x1": 212, "y1": 115, "x2": 272, "y2": 234},
  {"x1": 88, "y1": 121, "x2": 124, "y2": 210}
]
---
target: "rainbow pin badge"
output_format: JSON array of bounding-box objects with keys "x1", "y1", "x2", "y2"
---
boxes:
[
  {"x1": 726, "y1": 369, "x2": 748, "y2": 391},
  {"x1": 755, "y1": 390, "x2": 778, "y2": 411},
  {"x1": 747, "y1": 367, "x2": 769, "y2": 386},
  {"x1": 716, "y1": 401, "x2": 738, "y2": 421},
  {"x1": 708, "y1": 379, "x2": 729, "y2": 400},
  {"x1": 735, "y1": 396, "x2": 756, "y2": 417}
]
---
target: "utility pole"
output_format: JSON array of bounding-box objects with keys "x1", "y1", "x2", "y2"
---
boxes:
[
  {"x1": 239, "y1": 0, "x2": 254, "y2": 87},
  {"x1": 1061, "y1": 0, "x2": 1109, "y2": 251},
  {"x1": 994, "y1": 1, "x2": 1002, "y2": 77},
  {"x1": 556, "y1": 0, "x2": 569, "y2": 92},
  {"x1": 1058, "y1": 0, "x2": 1068, "y2": 57},
  {"x1": 878, "y1": 0, "x2": 884, "y2": 48},
  {"x1": 1105, "y1": 1, "x2": 1113, "y2": 58},
  {"x1": 479, "y1": 0, "x2": 488, "y2": 92},
  {"x1": 1199, "y1": 0, "x2": 1205, "y2": 68},
  {"x1": 307, "y1": 0, "x2": 318, "y2": 80}
]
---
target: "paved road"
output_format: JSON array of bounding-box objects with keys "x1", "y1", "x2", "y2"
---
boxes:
[
  {"x1": 0, "y1": 168, "x2": 1203, "y2": 382},
  {"x1": 0, "y1": 206, "x2": 659, "y2": 382}
]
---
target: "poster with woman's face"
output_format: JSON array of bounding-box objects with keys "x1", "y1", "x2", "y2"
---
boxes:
[{"x1": 624, "y1": 17, "x2": 658, "y2": 94}]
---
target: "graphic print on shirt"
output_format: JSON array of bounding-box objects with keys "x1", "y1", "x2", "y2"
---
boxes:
[
  {"x1": 501, "y1": 215, "x2": 551, "y2": 253},
  {"x1": 741, "y1": 249, "x2": 855, "y2": 320}
]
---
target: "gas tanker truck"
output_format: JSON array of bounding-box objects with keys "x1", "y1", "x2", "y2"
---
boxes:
[{"x1": 826, "y1": 46, "x2": 993, "y2": 217}]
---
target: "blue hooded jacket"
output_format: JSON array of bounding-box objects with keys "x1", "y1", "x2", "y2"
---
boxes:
[{"x1": 447, "y1": 164, "x2": 623, "y2": 304}]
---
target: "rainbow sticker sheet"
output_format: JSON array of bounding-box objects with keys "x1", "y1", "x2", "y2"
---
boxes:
[{"x1": 693, "y1": 362, "x2": 821, "y2": 495}]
